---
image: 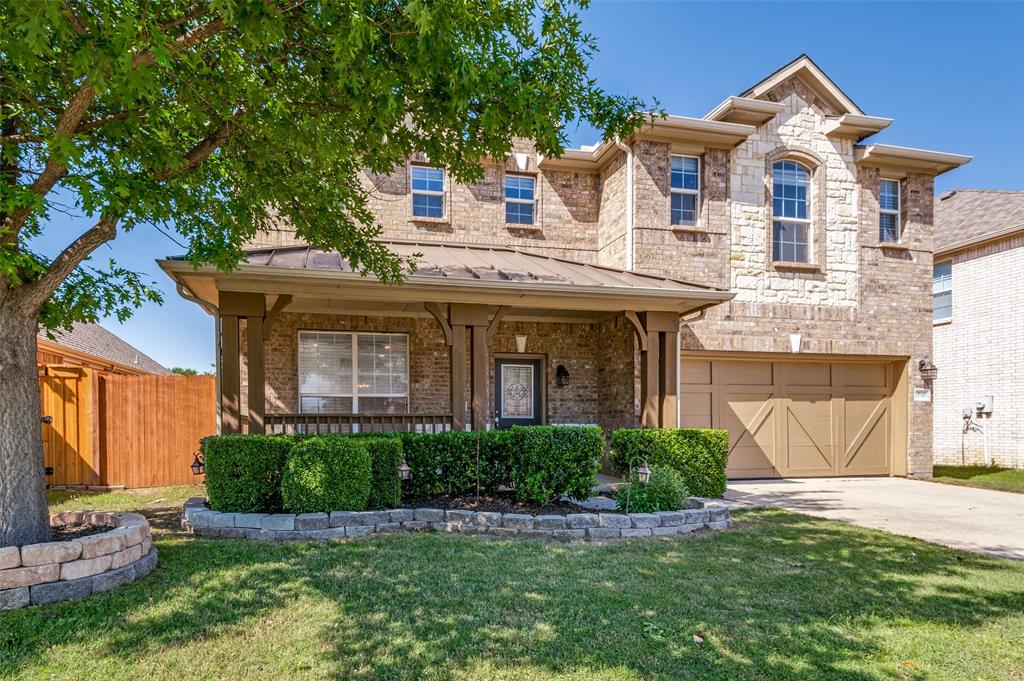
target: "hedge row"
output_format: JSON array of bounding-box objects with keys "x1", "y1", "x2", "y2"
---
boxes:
[
  {"x1": 201, "y1": 426, "x2": 730, "y2": 514},
  {"x1": 201, "y1": 425, "x2": 606, "y2": 513}
]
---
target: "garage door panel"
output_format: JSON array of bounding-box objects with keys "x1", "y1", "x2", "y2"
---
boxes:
[
  {"x1": 781, "y1": 394, "x2": 834, "y2": 476},
  {"x1": 842, "y1": 395, "x2": 890, "y2": 474},
  {"x1": 680, "y1": 389, "x2": 713, "y2": 429},
  {"x1": 722, "y1": 391, "x2": 776, "y2": 478},
  {"x1": 777, "y1": 362, "x2": 831, "y2": 387},
  {"x1": 714, "y1": 361, "x2": 772, "y2": 386}
]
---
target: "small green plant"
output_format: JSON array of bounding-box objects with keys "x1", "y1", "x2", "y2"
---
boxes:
[
  {"x1": 281, "y1": 436, "x2": 372, "y2": 513},
  {"x1": 202, "y1": 435, "x2": 294, "y2": 513},
  {"x1": 361, "y1": 436, "x2": 403, "y2": 509},
  {"x1": 509, "y1": 425, "x2": 602, "y2": 504},
  {"x1": 617, "y1": 465, "x2": 689, "y2": 513}
]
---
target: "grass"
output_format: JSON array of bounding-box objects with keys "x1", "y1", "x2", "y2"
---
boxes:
[
  {"x1": 931, "y1": 465, "x2": 1024, "y2": 494},
  {"x1": 46, "y1": 486, "x2": 206, "y2": 513},
  {"x1": 0, "y1": 492, "x2": 1020, "y2": 679}
]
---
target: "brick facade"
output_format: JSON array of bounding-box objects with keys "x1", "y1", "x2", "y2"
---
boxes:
[
  {"x1": 933, "y1": 236, "x2": 1024, "y2": 468},
  {"x1": 240, "y1": 63, "x2": 955, "y2": 477}
]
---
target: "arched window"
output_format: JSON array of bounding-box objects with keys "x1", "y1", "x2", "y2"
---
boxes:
[{"x1": 772, "y1": 160, "x2": 811, "y2": 263}]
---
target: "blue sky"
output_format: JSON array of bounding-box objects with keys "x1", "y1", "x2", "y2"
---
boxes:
[{"x1": 31, "y1": 1, "x2": 1024, "y2": 371}]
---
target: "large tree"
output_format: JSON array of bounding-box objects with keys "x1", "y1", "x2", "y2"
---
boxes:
[{"x1": 0, "y1": 0, "x2": 647, "y2": 546}]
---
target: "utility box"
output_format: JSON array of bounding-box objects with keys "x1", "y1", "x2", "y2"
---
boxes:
[{"x1": 975, "y1": 395, "x2": 994, "y2": 415}]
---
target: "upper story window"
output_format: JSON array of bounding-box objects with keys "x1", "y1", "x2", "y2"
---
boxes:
[
  {"x1": 933, "y1": 261, "x2": 952, "y2": 322},
  {"x1": 411, "y1": 165, "x2": 445, "y2": 218},
  {"x1": 879, "y1": 179, "x2": 901, "y2": 242},
  {"x1": 298, "y1": 331, "x2": 409, "y2": 414},
  {"x1": 772, "y1": 160, "x2": 811, "y2": 263},
  {"x1": 505, "y1": 174, "x2": 536, "y2": 225},
  {"x1": 670, "y1": 155, "x2": 700, "y2": 226}
]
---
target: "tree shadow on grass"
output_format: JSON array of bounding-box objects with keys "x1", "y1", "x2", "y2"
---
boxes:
[{"x1": 1, "y1": 510, "x2": 1022, "y2": 680}]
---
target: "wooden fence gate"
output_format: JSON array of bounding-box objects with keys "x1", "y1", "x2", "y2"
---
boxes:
[{"x1": 40, "y1": 366, "x2": 216, "y2": 488}]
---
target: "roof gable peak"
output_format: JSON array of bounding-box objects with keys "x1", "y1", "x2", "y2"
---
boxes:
[{"x1": 741, "y1": 54, "x2": 864, "y2": 116}]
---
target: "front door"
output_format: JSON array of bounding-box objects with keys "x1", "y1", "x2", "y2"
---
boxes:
[{"x1": 494, "y1": 358, "x2": 543, "y2": 429}]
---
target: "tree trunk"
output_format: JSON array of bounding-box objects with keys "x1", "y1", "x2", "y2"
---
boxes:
[{"x1": 0, "y1": 310, "x2": 50, "y2": 547}]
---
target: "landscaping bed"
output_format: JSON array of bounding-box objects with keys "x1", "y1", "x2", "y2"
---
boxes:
[{"x1": 399, "y1": 491, "x2": 596, "y2": 515}]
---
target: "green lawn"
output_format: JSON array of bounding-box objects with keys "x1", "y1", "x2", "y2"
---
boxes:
[
  {"x1": 0, "y1": 493, "x2": 1020, "y2": 679},
  {"x1": 932, "y1": 465, "x2": 1024, "y2": 494},
  {"x1": 46, "y1": 486, "x2": 206, "y2": 514}
]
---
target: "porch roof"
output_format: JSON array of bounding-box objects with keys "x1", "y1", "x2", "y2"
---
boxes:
[{"x1": 160, "y1": 241, "x2": 734, "y2": 315}]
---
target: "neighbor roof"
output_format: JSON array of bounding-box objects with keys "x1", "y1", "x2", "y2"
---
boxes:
[
  {"x1": 38, "y1": 323, "x2": 170, "y2": 375},
  {"x1": 934, "y1": 189, "x2": 1024, "y2": 255}
]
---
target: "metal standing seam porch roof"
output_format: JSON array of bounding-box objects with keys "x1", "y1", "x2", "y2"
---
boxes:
[{"x1": 161, "y1": 241, "x2": 735, "y2": 315}]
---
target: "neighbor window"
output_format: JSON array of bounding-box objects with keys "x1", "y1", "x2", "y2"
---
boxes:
[
  {"x1": 670, "y1": 155, "x2": 700, "y2": 226},
  {"x1": 772, "y1": 160, "x2": 812, "y2": 263},
  {"x1": 879, "y1": 179, "x2": 901, "y2": 242},
  {"x1": 411, "y1": 165, "x2": 445, "y2": 218},
  {"x1": 933, "y1": 261, "x2": 952, "y2": 321},
  {"x1": 505, "y1": 174, "x2": 536, "y2": 225},
  {"x1": 298, "y1": 331, "x2": 409, "y2": 413}
]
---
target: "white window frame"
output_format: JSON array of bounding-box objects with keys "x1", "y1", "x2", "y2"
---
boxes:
[
  {"x1": 771, "y1": 160, "x2": 813, "y2": 264},
  {"x1": 670, "y1": 155, "x2": 700, "y2": 227},
  {"x1": 505, "y1": 173, "x2": 537, "y2": 225},
  {"x1": 879, "y1": 178, "x2": 901, "y2": 243},
  {"x1": 410, "y1": 164, "x2": 446, "y2": 219},
  {"x1": 932, "y1": 261, "x2": 953, "y2": 322},
  {"x1": 297, "y1": 330, "x2": 410, "y2": 414}
]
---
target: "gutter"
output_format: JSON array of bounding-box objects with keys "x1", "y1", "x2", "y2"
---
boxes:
[{"x1": 614, "y1": 137, "x2": 634, "y2": 271}]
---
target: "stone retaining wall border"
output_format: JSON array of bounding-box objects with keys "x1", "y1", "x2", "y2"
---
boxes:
[
  {"x1": 0, "y1": 512, "x2": 157, "y2": 612},
  {"x1": 182, "y1": 498, "x2": 732, "y2": 542}
]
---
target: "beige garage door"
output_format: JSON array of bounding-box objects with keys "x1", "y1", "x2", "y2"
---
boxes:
[{"x1": 681, "y1": 358, "x2": 901, "y2": 478}]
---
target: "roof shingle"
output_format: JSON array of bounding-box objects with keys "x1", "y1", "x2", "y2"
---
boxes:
[
  {"x1": 38, "y1": 323, "x2": 170, "y2": 375},
  {"x1": 934, "y1": 189, "x2": 1024, "y2": 255}
]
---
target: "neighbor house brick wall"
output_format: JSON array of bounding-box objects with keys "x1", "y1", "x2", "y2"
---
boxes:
[{"x1": 933, "y1": 236, "x2": 1024, "y2": 468}]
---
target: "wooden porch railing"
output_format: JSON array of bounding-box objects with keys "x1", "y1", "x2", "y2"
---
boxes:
[{"x1": 264, "y1": 413, "x2": 453, "y2": 435}]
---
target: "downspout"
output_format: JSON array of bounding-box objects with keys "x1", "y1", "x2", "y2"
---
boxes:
[
  {"x1": 176, "y1": 282, "x2": 222, "y2": 434},
  {"x1": 614, "y1": 136, "x2": 634, "y2": 270}
]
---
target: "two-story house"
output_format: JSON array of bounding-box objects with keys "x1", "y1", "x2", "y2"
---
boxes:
[
  {"x1": 932, "y1": 189, "x2": 1024, "y2": 469},
  {"x1": 161, "y1": 55, "x2": 969, "y2": 479}
]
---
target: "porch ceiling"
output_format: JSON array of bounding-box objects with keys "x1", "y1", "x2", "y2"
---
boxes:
[{"x1": 159, "y1": 241, "x2": 734, "y2": 315}]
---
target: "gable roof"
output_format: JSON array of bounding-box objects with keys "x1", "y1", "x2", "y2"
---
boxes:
[
  {"x1": 38, "y1": 323, "x2": 170, "y2": 375},
  {"x1": 934, "y1": 189, "x2": 1024, "y2": 255},
  {"x1": 740, "y1": 54, "x2": 864, "y2": 116}
]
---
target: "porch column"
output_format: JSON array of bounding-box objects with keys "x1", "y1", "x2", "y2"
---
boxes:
[
  {"x1": 632, "y1": 311, "x2": 680, "y2": 428},
  {"x1": 640, "y1": 329, "x2": 659, "y2": 428},
  {"x1": 220, "y1": 315, "x2": 241, "y2": 434},
  {"x1": 246, "y1": 316, "x2": 265, "y2": 434},
  {"x1": 659, "y1": 329, "x2": 678, "y2": 428},
  {"x1": 451, "y1": 324, "x2": 467, "y2": 431},
  {"x1": 451, "y1": 304, "x2": 491, "y2": 431}
]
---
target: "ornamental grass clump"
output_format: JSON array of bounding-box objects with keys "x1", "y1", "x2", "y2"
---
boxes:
[{"x1": 281, "y1": 436, "x2": 371, "y2": 514}]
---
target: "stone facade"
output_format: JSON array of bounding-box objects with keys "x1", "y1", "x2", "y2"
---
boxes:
[
  {"x1": 933, "y1": 235, "x2": 1024, "y2": 468},
  {"x1": 243, "y1": 63, "x2": 954, "y2": 477}
]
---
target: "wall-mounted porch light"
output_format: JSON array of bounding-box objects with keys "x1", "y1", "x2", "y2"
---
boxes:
[
  {"x1": 556, "y1": 364, "x2": 570, "y2": 387},
  {"x1": 918, "y1": 359, "x2": 938, "y2": 383},
  {"x1": 190, "y1": 451, "x2": 205, "y2": 476}
]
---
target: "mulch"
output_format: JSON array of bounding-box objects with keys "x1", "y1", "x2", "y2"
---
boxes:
[
  {"x1": 47, "y1": 522, "x2": 109, "y2": 542},
  {"x1": 400, "y1": 491, "x2": 605, "y2": 515}
]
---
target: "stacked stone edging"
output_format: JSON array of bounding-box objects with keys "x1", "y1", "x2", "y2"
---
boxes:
[
  {"x1": 0, "y1": 512, "x2": 157, "y2": 612},
  {"x1": 182, "y1": 497, "x2": 731, "y2": 542}
]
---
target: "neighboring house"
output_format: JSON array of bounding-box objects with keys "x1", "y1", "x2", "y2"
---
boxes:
[
  {"x1": 932, "y1": 190, "x2": 1024, "y2": 469},
  {"x1": 162, "y1": 55, "x2": 970, "y2": 479},
  {"x1": 37, "y1": 322, "x2": 170, "y2": 376}
]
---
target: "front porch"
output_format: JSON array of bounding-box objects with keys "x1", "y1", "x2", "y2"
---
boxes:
[{"x1": 160, "y1": 242, "x2": 734, "y2": 435}]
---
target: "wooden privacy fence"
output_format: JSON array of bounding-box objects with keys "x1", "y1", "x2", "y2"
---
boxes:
[{"x1": 39, "y1": 366, "x2": 216, "y2": 488}]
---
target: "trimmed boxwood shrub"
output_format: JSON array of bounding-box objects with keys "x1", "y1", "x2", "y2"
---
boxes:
[
  {"x1": 201, "y1": 435, "x2": 293, "y2": 513},
  {"x1": 615, "y1": 464, "x2": 688, "y2": 513},
  {"x1": 610, "y1": 428, "x2": 729, "y2": 498},
  {"x1": 281, "y1": 436, "x2": 372, "y2": 513},
  {"x1": 509, "y1": 425, "x2": 602, "y2": 504},
  {"x1": 399, "y1": 430, "x2": 513, "y2": 497},
  {"x1": 362, "y1": 436, "x2": 403, "y2": 509}
]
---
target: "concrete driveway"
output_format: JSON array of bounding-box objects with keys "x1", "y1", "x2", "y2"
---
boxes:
[{"x1": 725, "y1": 477, "x2": 1024, "y2": 560}]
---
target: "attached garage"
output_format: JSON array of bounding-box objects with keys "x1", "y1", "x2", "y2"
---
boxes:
[{"x1": 681, "y1": 356, "x2": 908, "y2": 478}]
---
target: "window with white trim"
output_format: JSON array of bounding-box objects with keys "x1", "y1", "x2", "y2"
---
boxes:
[
  {"x1": 879, "y1": 179, "x2": 901, "y2": 242},
  {"x1": 670, "y1": 155, "x2": 700, "y2": 226},
  {"x1": 772, "y1": 160, "x2": 812, "y2": 263},
  {"x1": 933, "y1": 262, "x2": 952, "y2": 321},
  {"x1": 505, "y1": 174, "x2": 536, "y2": 225},
  {"x1": 411, "y1": 165, "x2": 445, "y2": 218},
  {"x1": 298, "y1": 331, "x2": 409, "y2": 413}
]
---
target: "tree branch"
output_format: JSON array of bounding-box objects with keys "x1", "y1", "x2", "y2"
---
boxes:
[
  {"x1": 61, "y1": 1, "x2": 87, "y2": 35},
  {"x1": 20, "y1": 215, "x2": 119, "y2": 308}
]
